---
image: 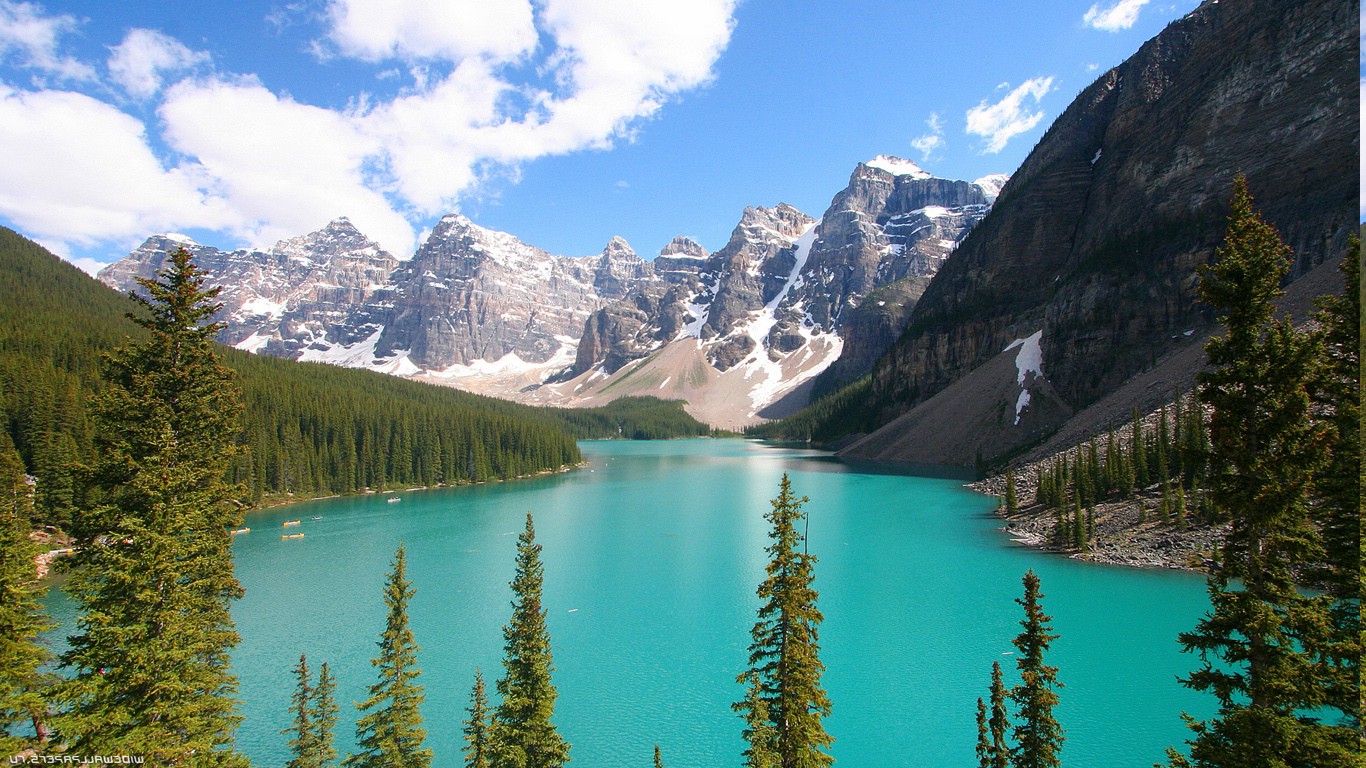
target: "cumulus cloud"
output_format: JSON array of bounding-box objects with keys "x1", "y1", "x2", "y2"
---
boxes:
[
  {"x1": 1083, "y1": 0, "x2": 1150, "y2": 32},
  {"x1": 965, "y1": 77, "x2": 1054, "y2": 154},
  {"x1": 910, "y1": 112, "x2": 944, "y2": 160},
  {"x1": 0, "y1": 85, "x2": 230, "y2": 250},
  {"x1": 108, "y1": 28, "x2": 209, "y2": 99},
  {"x1": 0, "y1": 0, "x2": 95, "y2": 81},
  {"x1": 325, "y1": 0, "x2": 538, "y2": 63},
  {"x1": 0, "y1": 0, "x2": 739, "y2": 259}
]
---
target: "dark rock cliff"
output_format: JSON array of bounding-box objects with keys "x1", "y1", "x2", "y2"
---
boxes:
[{"x1": 843, "y1": 0, "x2": 1356, "y2": 464}]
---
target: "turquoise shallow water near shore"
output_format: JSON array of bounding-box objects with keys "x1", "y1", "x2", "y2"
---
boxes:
[{"x1": 44, "y1": 439, "x2": 1214, "y2": 766}]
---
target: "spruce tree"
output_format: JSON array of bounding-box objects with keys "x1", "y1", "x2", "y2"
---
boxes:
[
  {"x1": 1010, "y1": 570, "x2": 1063, "y2": 768},
  {"x1": 313, "y1": 662, "x2": 340, "y2": 768},
  {"x1": 57, "y1": 247, "x2": 248, "y2": 765},
  {"x1": 1308, "y1": 238, "x2": 1362, "y2": 739},
  {"x1": 0, "y1": 433, "x2": 53, "y2": 753},
  {"x1": 735, "y1": 474, "x2": 833, "y2": 768},
  {"x1": 987, "y1": 661, "x2": 1010, "y2": 768},
  {"x1": 975, "y1": 698, "x2": 990, "y2": 768},
  {"x1": 464, "y1": 670, "x2": 492, "y2": 768},
  {"x1": 492, "y1": 513, "x2": 570, "y2": 768},
  {"x1": 283, "y1": 655, "x2": 339, "y2": 768},
  {"x1": 346, "y1": 545, "x2": 431, "y2": 768},
  {"x1": 739, "y1": 672, "x2": 778, "y2": 768},
  {"x1": 653, "y1": 744, "x2": 663, "y2": 768},
  {"x1": 1004, "y1": 469, "x2": 1019, "y2": 515},
  {"x1": 285, "y1": 655, "x2": 317, "y2": 768},
  {"x1": 1168, "y1": 177, "x2": 1357, "y2": 766}
]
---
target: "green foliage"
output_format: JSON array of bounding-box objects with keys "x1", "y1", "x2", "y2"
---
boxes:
[
  {"x1": 735, "y1": 474, "x2": 833, "y2": 768},
  {"x1": 547, "y1": 397, "x2": 711, "y2": 440},
  {"x1": 492, "y1": 514, "x2": 570, "y2": 768},
  {"x1": 1308, "y1": 238, "x2": 1363, "y2": 739},
  {"x1": 56, "y1": 247, "x2": 248, "y2": 766},
  {"x1": 463, "y1": 670, "x2": 491, "y2": 768},
  {"x1": 0, "y1": 228, "x2": 592, "y2": 524},
  {"x1": 653, "y1": 743, "x2": 663, "y2": 768},
  {"x1": 346, "y1": 545, "x2": 431, "y2": 768},
  {"x1": 1169, "y1": 177, "x2": 1359, "y2": 767},
  {"x1": 1010, "y1": 570, "x2": 1064, "y2": 768},
  {"x1": 986, "y1": 662, "x2": 1010, "y2": 768},
  {"x1": 745, "y1": 377, "x2": 876, "y2": 444},
  {"x1": 284, "y1": 655, "x2": 339, "y2": 768},
  {"x1": 0, "y1": 430, "x2": 54, "y2": 753}
]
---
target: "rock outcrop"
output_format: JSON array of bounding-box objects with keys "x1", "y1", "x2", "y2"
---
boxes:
[{"x1": 839, "y1": 0, "x2": 1357, "y2": 466}]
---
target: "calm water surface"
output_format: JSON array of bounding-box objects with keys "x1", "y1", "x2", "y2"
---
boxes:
[{"x1": 45, "y1": 439, "x2": 1214, "y2": 766}]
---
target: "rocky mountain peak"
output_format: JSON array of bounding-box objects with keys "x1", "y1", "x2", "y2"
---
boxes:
[{"x1": 659, "y1": 236, "x2": 707, "y2": 260}]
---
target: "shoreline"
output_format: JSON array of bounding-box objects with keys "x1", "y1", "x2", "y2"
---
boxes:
[{"x1": 968, "y1": 475, "x2": 1224, "y2": 574}]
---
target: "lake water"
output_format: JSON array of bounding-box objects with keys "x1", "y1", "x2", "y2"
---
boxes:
[{"x1": 43, "y1": 439, "x2": 1215, "y2": 766}]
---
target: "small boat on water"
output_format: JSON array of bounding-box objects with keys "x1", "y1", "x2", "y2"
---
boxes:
[
  {"x1": 230, "y1": 527, "x2": 250, "y2": 536},
  {"x1": 387, "y1": 497, "x2": 401, "y2": 503},
  {"x1": 282, "y1": 519, "x2": 301, "y2": 527},
  {"x1": 281, "y1": 533, "x2": 305, "y2": 540},
  {"x1": 311, "y1": 516, "x2": 322, "y2": 520}
]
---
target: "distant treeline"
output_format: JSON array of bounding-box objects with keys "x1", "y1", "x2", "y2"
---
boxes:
[{"x1": 0, "y1": 228, "x2": 708, "y2": 528}]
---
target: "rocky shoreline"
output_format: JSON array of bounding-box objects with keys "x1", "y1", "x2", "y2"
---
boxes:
[{"x1": 969, "y1": 471, "x2": 1225, "y2": 575}]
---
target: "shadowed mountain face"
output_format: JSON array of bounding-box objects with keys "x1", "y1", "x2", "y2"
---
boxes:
[{"x1": 838, "y1": 0, "x2": 1356, "y2": 466}]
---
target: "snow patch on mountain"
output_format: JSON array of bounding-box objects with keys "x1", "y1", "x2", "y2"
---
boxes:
[
  {"x1": 865, "y1": 155, "x2": 932, "y2": 178},
  {"x1": 1004, "y1": 330, "x2": 1044, "y2": 425}
]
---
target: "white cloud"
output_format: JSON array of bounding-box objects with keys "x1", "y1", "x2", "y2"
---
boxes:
[
  {"x1": 965, "y1": 77, "x2": 1054, "y2": 154},
  {"x1": 910, "y1": 112, "x2": 944, "y2": 160},
  {"x1": 0, "y1": 0, "x2": 739, "y2": 261},
  {"x1": 0, "y1": 85, "x2": 229, "y2": 250},
  {"x1": 1083, "y1": 0, "x2": 1150, "y2": 32},
  {"x1": 0, "y1": 0, "x2": 95, "y2": 81},
  {"x1": 108, "y1": 29, "x2": 209, "y2": 99},
  {"x1": 325, "y1": 0, "x2": 538, "y2": 63},
  {"x1": 158, "y1": 77, "x2": 415, "y2": 253}
]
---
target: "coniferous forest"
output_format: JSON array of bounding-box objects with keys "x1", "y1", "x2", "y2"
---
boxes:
[
  {"x1": 0, "y1": 184, "x2": 1359, "y2": 765},
  {"x1": 0, "y1": 227, "x2": 709, "y2": 530}
]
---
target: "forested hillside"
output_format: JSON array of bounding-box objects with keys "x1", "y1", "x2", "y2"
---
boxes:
[{"x1": 0, "y1": 228, "x2": 705, "y2": 527}]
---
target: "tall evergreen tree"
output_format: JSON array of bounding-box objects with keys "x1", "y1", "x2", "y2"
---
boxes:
[
  {"x1": 285, "y1": 655, "x2": 316, "y2": 768},
  {"x1": 0, "y1": 432, "x2": 53, "y2": 753},
  {"x1": 738, "y1": 672, "x2": 779, "y2": 768},
  {"x1": 735, "y1": 474, "x2": 833, "y2": 768},
  {"x1": 313, "y1": 662, "x2": 340, "y2": 768},
  {"x1": 283, "y1": 654, "x2": 339, "y2": 768},
  {"x1": 464, "y1": 670, "x2": 492, "y2": 768},
  {"x1": 1004, "y1": 469, "x2": 1019, "y2": 515},
  {"x1": 1010, "y1": 570, "x2": 1063, "y2": 768},
  {"x1": 1168, "y1": 177, "x2": 1357, "y2": 766},
  {"x1": 987, "y1": 661, "x2": 1010, "y2": 768},
  {"x1": 346, "y1": 545, "x2": 431, "y2": 768},
  {"x1": 492, "y1": 514, "x2": 570, "y2": 768},
  {"x1": 1308, "y1": 238, "x2": 1362, "y2": 739},
  {"x1": 653, "y1": 744, "x2": 663, "y2": 768},
  {"x1": 57, "y1": 247, "x2": 248, "y2": 766}
]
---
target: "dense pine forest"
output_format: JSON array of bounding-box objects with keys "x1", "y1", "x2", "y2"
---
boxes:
[{"x1": 0, "y1": 227, "x2": 708, "y2": 529}]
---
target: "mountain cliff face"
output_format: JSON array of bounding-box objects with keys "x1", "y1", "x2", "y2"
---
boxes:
[
  {"x1": 556, "y1": 158, "x2": 1003, "y2": 421},
  {"x1": 99, "y1": 218, "x2": 400, "y2": 358},
  {"x1": 836, "y1": 0, "x2": 1356, "y2": 466},
  {"x1": 101, "y1": 157, "x2": 1002, "y2": 427}
]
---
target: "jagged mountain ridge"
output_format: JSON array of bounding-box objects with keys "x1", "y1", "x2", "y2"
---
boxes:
[
  {"x1": 832, "y1": 0, "x2": 1356, "y2": 466},
  {"x1": 100, "y1": 157, "x2": 1005, "y2": 426}
]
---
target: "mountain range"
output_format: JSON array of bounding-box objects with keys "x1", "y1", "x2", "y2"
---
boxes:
[
  {"x1": 99, "y1": 0, "x2": 1354, "y2": 466},
  {"x1": 100, "y1": 157, "x2": 1006, "y2": 429}
]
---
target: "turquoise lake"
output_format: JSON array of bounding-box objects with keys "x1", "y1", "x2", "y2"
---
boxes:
[{"x1": 43, "y1": 438, "x2": 1216, "y2": 766}]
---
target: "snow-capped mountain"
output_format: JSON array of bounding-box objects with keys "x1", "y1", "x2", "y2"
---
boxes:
[{"x1": 100, "y1": 157, "x2": 1004, "y2": 427}]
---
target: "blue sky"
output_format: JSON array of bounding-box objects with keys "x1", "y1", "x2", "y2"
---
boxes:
[{"x1": 0, "y1": 0, "x2": 1209, "y2": 273}]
